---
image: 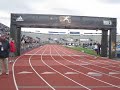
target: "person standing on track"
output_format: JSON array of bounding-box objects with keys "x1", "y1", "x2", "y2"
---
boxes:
[
  {"x1": 0, "y1": 35, "x2": 10, "y2": 75},
  {"x1": 94, "y1": 43, "x2": 98, "y2": 59},
  {"x1": 97, "y1": 43, "x2": 101, "y2": 55},
  {"x1": 9, "y1": 38, "x2": 16, "y2": 63},
  {"x1": 93, "y1": 43, "x2": 98, "y2": 55}
]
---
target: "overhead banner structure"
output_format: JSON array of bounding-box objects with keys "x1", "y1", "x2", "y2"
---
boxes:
[
  {"x1": 10, "y1": 13, "x2": 117, "y2": 59},
  {"x1": 12, "y1": 14, "x2": 116, "y2": 29}
]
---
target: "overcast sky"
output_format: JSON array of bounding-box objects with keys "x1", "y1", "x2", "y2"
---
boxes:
[{"x1": 0, "y1": 0, "x2": 120, "y2": 34}]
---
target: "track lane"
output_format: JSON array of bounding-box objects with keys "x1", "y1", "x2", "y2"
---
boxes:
[
  {"x1": 39, "y1": 45, "x2": 91, "y2": 90},
  {"x1": 31, "y1": 55, "x2": 89, "y2": 90},
  {"x1": 59, "y1": 45, "x2": 120, "y2": 67},
  {"x1": 40, "y1": 45, "x2": 120, "y2": 87},
  {"x1": 56, "y1": 45, "x2": 120, "y2": 77},
  {"x1": 28, "y1": 45, "x2": 89, "y2": 90},
  {"x1": 60, "y1": 45, "x2": 120, "y2": 67},
  {"x1": 13, "y1": 44, "x2": 120, "y2": 90},
  {"x1": 51, "y1": 44, "x2": 119, "y2": 88},
  {"x1": 14, "y1": 46, "x2": 56, "y2": 90}
]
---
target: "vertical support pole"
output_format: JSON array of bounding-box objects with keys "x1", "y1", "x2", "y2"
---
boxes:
[
  {"x1": 10, "y1": 25, "x2": 21, "y2": 56},
  {"x1": 101, "y1": 30, "x2": 108, "y2": 57},
  {"x1": 10, "y1": 14, "x2": 16, "y2": 40},
  {"x1": 10, "y1": 14, "x2": 21, "y2": 56},
  {"x1": 10, "y1": 25, "x2": 17, "y2": 41},
  {"x1": 109, "y1": 28, "x2": 116, "y2": 59},
  {"x1": 16, "y1": 27, "x2": 21, "y2": 56}
]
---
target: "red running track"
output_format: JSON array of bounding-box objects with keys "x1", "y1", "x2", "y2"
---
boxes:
[{"x1": 0, "y1": 44, "x2": 120, "y2": 90}]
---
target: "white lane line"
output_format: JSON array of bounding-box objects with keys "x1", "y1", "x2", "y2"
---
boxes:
[
  {"x1": 12, "y1": 55, "x2": 24, "y2": 90},
  {"x1": 18, "y1": 85, "x2": 120, "y2": 89},
  {"x1": 41, "y1": 46, "x2": 92, "y2": 90},
  {"x1": 95, "y1": 58, "x2": 120, "y2": 67},
  {"x1": 56, "y1": 46, "x2": 120, "y2": 80},
  {"x1": 80, "y1": 63, "x2": 91, "y2": 66},
  {"x1": 12, "y1": 47, "x2": 44, "y2": 90},
  {"x1": 80, "y1": 58, "x2": 120, "y2": 73},
  {"x1": 41, "y1": 72, "x2": 56, "y2": 74},
  {"x1": 88, "y1": 60, "x2": 120, "y2": 69},
  {"x1": 71, "y1": 52, "x2": 120, "y2": 70},
  {"x1": 41, "y1": 59, "x2": 91, "y2": 90},
  {"x1": 25, "y1": 54, "x2": 84, "y2": 56},
  {"x1": 65, "y1": 45, "x2": 120, "y2": 66},
  {"x1": 65, "y1": 72, "x2": 79, "y2": 75},
  {"x1": 109, "y1": 72, "x2": 120, "y2": 75},
  {"x1": 52, "y1": 45, "x2": 120, "y2": 89},
  {"x1": 24, "y1": 53, "x2": 40, "y2": 56},
  {"x1": 29, "y1": 46, "x2": 56, "y2": 90},
  {"x1": 17, "y1": 71, "x2": 33, "y2": 74},
  {"x1": 87, "y1": 72, "x2": 102, "y2": 77},
  {"x1": 61, "y1": 45, "x2": 120, "y2": 67},
  {"x1": 52, "y1": 56, "x2": 120, "y2": 88}
]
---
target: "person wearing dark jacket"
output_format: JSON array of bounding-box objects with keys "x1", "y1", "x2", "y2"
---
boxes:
[{"x1": 0, "y1": 35, "x2": 10, "y2": 75}]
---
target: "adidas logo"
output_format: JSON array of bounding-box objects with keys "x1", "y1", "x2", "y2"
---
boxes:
[{"x1": 16, "y1": 16, "x2": 24, "y2": 21}]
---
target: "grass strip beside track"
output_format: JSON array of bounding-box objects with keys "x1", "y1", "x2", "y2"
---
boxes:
[{"x1": 66, "y1": 46, "x2": 98, "y2": 56}]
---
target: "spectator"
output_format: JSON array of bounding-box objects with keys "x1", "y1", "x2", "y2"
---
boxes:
[
  {"x1": 9, "y1": 38, "x2": 16, "y2": 63},
  {"x1": 93, "y1": 43, "x2": 98, "y2": 55},
  {"x1": 97, "y1": 43, "x2": 101, "y2": 55},
  {"x1": 0, "y1": 35, "x2": 10, "y2": 75}
]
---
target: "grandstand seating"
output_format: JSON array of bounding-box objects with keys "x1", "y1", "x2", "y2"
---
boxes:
[{"x1": 0, "y1": 23, "x2": 9, "y2": 35}]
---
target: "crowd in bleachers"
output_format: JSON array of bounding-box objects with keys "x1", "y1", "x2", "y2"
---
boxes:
[
  {"x1": 0, "y1": 23, "x2": 9, "y2": 36},
  {"x1": 0, "y1": 22, "x2": 41, "y2": 53},
  {"x1": 21, "y1": 35, "x2": 41, "y2": 52}
]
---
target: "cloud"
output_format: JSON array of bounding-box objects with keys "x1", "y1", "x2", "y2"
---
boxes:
[
  {"x1": 100, "y1": 0, "x2": 120, "y2": 4},
  {"x1": 0, "y1": 0, "x2": 120, "y2": 33},
  {"x1": 0, "y1": 0, "x2": 119, "y2": 17},
  {"x1": 0, "y1": 11, "x2": 10, "y2": 26},
  {"x1": 0, "y1": 0, "x2": 29, "y2": 12}
]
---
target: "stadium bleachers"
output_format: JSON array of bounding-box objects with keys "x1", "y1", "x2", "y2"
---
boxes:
[{"x1": 0, "y1": 23, "x2": 9, "y2": 35}]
